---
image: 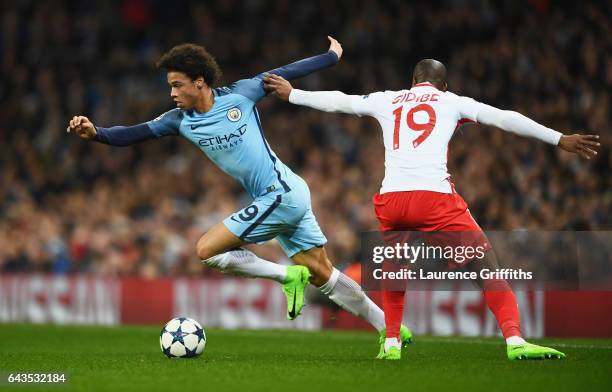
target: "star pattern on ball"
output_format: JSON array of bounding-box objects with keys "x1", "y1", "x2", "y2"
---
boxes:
[
  {"x1": 184, "y1": 344, "x2": 199, "y2": 358},
  {"x1": 194, "y1": 328, "x2": 205, "y2": 341},
  {"x1": 162, "y1": 345, "x2": 174, "y2": 358},
  {"x1": 160, "y1": 318, "x2": 205, "y2": 359},
  {"x1": 172, "y1": 326, "x2": 185, "y2": 344}
]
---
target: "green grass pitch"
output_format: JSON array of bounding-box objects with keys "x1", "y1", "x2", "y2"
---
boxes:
[{"x1": 0, "y1": 324, "x2": 610, "y2": 392}]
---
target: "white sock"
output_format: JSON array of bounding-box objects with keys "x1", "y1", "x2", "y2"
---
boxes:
[
  {"x1": 202, "y1": 249, "x2": 287, "y2": 283},
  {"x1": 506, "y1": 335, "x2": 526, "y2": 346},
  {"x1": 319, "y1": 268, "x2": 386, "y2": 332},
  {"x1": 384, "y1": 337, "x2": 401, "y2": 351}
]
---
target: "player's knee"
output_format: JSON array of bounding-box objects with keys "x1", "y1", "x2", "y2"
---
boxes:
[{"x1": 196, "y1": 237, "x2": 215, "y2": 261}]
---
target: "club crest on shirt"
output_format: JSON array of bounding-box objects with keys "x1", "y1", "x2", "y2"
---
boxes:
[{"x1": 227, "y1": 108, "x2": 241, "y2": 122}]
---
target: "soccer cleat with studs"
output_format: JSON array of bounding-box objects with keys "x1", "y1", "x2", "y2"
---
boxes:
[{"x1": 507, "y1": 342, "x2": 566, "y2": 360}]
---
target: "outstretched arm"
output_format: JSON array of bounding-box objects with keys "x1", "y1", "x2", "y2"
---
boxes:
[
  {"x1": 475, "y1": 104, "x2": 600, "y2": 159},
  {"x1": 93, "y1": 124, "x2": 156, "y2": 146},
  {"x1": 289, "y1": 89, "x2": 360, "y2": 114},
  {"x1": 231, "y1": 37, "x2": 342, "y2": 102},
  {"x1": 263, "y1": 74, "x2": 365, "y2": 115},
  {"x1": 67, "y1": 116, "x2": 156, "y2": 146},
  {"x1": 256, "y1": 36, "x2": 342, "y2": 81},
  {"x1": 67, "y1": 110, "x2": 180, "y2": 146}
]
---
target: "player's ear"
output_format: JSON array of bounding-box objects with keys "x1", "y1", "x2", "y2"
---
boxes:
[{"x1": 195, "y1": 77, "x2": 205, "y2": 89}]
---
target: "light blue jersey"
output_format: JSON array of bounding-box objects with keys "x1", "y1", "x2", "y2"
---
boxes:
[
  {"x1": 146, "y1": 78, "x2": 326, "y2": 256},
  {"x1": 147, "y1": 79, "x2": 295, "y2": 198}
]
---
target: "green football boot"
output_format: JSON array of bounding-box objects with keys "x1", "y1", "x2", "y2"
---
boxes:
[
  {"x1": 507, "y1": 342, "x2": 566, "y2": 360},
  {"x1": 282, "y1": 265, "x2": 310, "y2": 320},
  {"x1": 376, "y1": 324, "x2": 413, "y2": 359},
  {"x1": 379, "y1": 346, "x2": 401, "y2": 360}
]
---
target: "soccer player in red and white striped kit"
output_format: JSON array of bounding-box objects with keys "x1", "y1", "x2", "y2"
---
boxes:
[{"x1": 264, "y1": 59, "x2": 600, "y2": 360}]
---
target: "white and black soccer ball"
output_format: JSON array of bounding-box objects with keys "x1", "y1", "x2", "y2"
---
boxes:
[{"x1": 159, "y1": 317, "x2": 206, "y2": 358}]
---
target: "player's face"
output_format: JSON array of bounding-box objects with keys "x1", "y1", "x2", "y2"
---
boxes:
[{"x1": 167, "y1": 71, "x2": 203, "y2": 110}]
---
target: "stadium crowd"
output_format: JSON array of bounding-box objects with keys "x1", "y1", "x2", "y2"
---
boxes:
[{"x1": 0, "y1": 0, "x2": 610, "y2": 278}]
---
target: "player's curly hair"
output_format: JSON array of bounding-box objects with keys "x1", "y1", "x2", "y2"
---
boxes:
[{"x1": 156, "y1": 43, "x2": 222, "y2": 86}]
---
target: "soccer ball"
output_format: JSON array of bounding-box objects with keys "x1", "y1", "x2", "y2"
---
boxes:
[{"x1": 159, "y1": 317, "x2": 206, "y2": 358}]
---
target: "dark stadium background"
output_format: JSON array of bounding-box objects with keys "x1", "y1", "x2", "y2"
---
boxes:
[{"x1": 0, "y1": 0, "x2": 609, "y2": 278}]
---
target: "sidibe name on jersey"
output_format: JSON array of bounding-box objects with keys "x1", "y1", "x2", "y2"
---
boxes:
[{"x1": 392, "y1": 92, "x2": 440, "y2": 104}]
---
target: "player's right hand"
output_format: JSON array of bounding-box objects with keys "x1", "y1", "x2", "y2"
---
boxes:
[
  {"x1": 263, "y1": 74, "x2": 294, "y2": 101},
  {"x1": 66, "y1": 115, "x2": 97, "y2": 140},
  {"x1": 327, "y1": 36, "x2": 343, "y2": 60}
]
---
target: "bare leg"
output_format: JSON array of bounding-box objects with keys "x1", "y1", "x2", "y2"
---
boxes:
[
  {"x1": 196, "y1": 222, "x2": 247, "y2": 260},
  {"x1": 196, "y1": 223, "x2": 287, "y2": 282},
  {"x1": 290, "y1": 246, "x2": 332, "y2": 286}
]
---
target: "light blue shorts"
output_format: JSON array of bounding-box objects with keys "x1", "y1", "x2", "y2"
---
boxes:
[{"x1": 223, "y1": 178, "x2": 327, "y2": 257}]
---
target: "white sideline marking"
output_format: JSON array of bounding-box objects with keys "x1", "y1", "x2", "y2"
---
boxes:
[{"x1": 414, "y1": 337, "x2": 612, "y2": 350}]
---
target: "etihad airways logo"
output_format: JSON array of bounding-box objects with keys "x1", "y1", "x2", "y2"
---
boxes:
[{"x1": 198, "y1": 124, "x2": 247, "y2": 151}]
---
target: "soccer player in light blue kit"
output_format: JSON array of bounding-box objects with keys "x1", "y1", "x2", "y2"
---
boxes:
[{"x1": 67, "y1": 37, "x2": 412, "y2": 350}]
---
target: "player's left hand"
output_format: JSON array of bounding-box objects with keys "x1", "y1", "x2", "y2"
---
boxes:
[
  {"x1": 263, "y1": 74, "x2": 293, "y2": 101},
  {"x1": 558, "y1": 134, "x2": 600, "y2": 160},
  {"x1": 327, "y1": 36, "x2": 343, "y2": 60}
]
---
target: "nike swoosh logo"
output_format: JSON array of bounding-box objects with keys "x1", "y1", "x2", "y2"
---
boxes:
[
  {"x1": 289, "y1": 289, "x2": 297, "y2": 318},
  {"x1": 230, "y1": 216, "x2": 241, "y2": 223},
  {"x1": 190, "y1": 124, "x2": 204, "y2": 130}
]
